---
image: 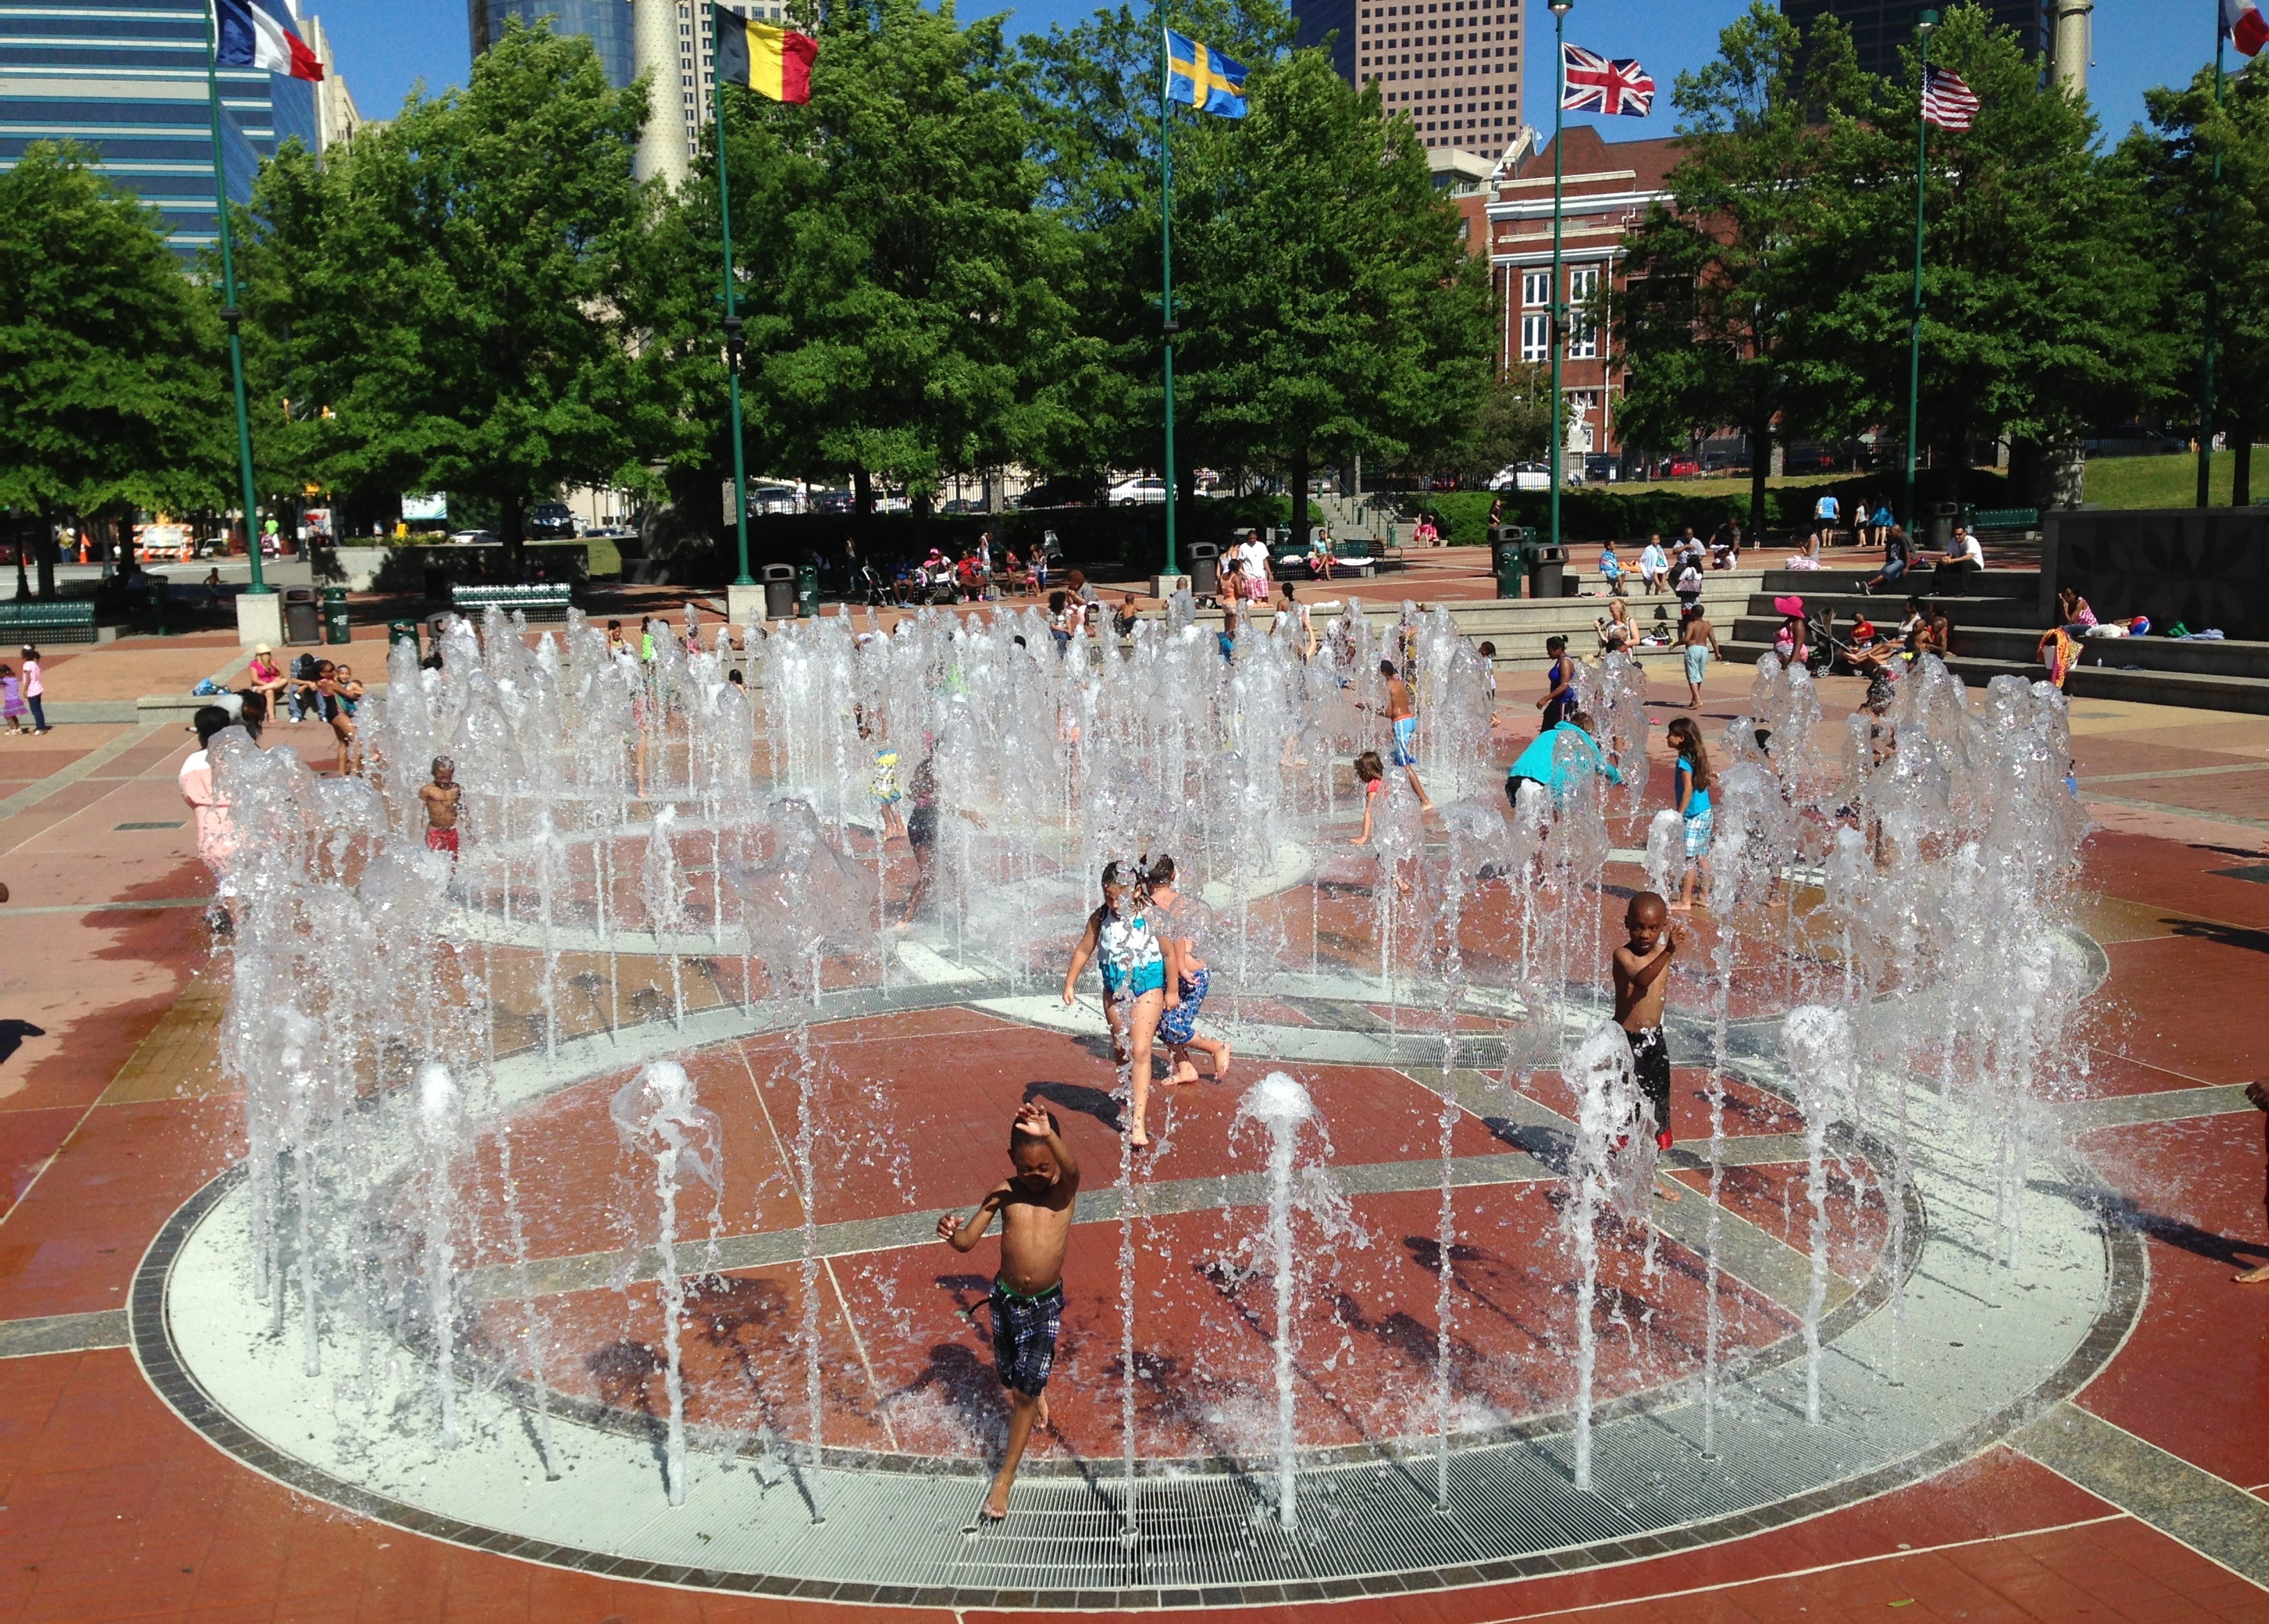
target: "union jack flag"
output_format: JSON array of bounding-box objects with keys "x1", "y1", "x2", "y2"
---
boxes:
[{"x1": 1560, "y1": 43, "x2": 1653, "y2": 117}]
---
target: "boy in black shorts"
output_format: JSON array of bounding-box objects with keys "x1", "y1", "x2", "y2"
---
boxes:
[
  {"x1": 1613, "y1": 893, "x2": 1683, "y2": 1196},
  {"x1": 938, "y1": 1103, "x2": 1082, "y2": 1519}
]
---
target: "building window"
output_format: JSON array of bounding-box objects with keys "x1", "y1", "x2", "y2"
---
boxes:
[
  {"x1": 1519, "y1": 312, "x2": 1549, "y2": 362},
  {"x1": 1521, "y1": 270, "x2": 1548, "y2": 307},
  {"x1": 1568, "y1": 266, "x2": 1602, "y2": 359}
]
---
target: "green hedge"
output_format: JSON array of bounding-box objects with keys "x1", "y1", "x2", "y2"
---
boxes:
[{"x1": 1397, "y1": 468, "x2": 2014, "y2": 546}]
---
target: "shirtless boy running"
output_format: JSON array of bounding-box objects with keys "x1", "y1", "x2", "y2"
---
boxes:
[
  {"x1": 419, "y1": 756, "x2": 463, "y2": 857},
  {"x1": 1377, "y1": 659, "x2": 1434, "y2": 811},
  {"x1": 1613, "y1": 892, "x2": 1683, "y2": 1199},
  {"x1": 938, "y1": 1103, "x2": 1082, "y2": 1521}
]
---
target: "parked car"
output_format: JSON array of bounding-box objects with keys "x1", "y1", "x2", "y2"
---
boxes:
[
  {"x1": 528, "y1": 502, "x2": 578, "y2": 538},
  {"x1": 1109, "y1": 476, "x2": 1168, "y2": 505},
  {"x1": 1782, "y1": 444, "x2": 1839, "y2": 473},
  {"x1": 1490, "y1": 462, "x2": 1551, "y2": 492},
  {"x1": 939, "y1": 498, "x2": 983, "y2": 514},
  {"x1": 811, "y1": 488, "x2": 854, "y2": 515},
  {"x1": 448, "y1": 529, "x2": 500, "y2": 545},
  {"x1": 748, "y1": 484, "x2": 800, "y2": 515},
  {"x1": 1584, "y1": 453, "x2": 1621, "y2": 483},
  {"x1": 1665, "y1": 457, "x2": 1701, "y2": 478}
]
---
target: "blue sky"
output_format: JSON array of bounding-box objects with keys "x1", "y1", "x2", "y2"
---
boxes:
[{"x1": 324, "y1": 0, "x2": 2222, "y2": 145}]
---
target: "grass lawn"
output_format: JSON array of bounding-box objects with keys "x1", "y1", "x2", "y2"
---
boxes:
[
  {"x1": 583, "y1": 536, "x2": 624, "y2": 578},
  {"x1": 2083, "y1": 450, "x2": 2265, "y2": 510}
]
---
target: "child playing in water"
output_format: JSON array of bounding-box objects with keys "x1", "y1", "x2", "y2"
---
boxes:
[
  {"x1": 1613, "y1": 892, "x2": 1684, "y2": 1192},
  {"x1": 419, "y1": 756, "x2": 463, "y2": 857},
  {"x1": 1146, "y1": 856, "x2": 1231, "y2": 1085},
  {"x1": 937, "y1": 1102, "x2": 1082, "y2": 1522},
  {"x1": 1666, "y1": 716, "x2": 1713, "y2": 914},
  {"x1": 1350, "y1": 751, "x2": 1415, "y2": 895},
  {"x1": 1377, "y1": 659, "x2": 1434, "y2": 811},
  {"x1": 1062, "y1": 861, "x2": 1166, "y2": 1148}
]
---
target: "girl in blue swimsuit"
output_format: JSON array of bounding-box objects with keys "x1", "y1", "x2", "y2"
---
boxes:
[{"x1": 1062, "y1": 861, "x2": 1166, "y2": 1148}]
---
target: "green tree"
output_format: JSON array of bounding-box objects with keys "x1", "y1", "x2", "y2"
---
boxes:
[
  {"x1": 1175, "y1": 51, "x2": 1492, "y2": 544},
  {"x1": 238, "y1": 21, "x2": 674, "y2": 570},
  {"x1": 1615, "y1": 3, "x2": 1865, "y2": 537},
  {"x1": 713, "y1": 0, "x2": 1095, "y2": 515},
  {"x1": 0, "y1": 143, "x2": 220, "y2": 596},
  {"x1": 1018, "y1": 1, "x2": 1299, "y2": 485},
  {"x1": 1442, "y1": 364, "x2": 1554, "y2": 485},
  {"x1": 1815, "y1": 1, "x2": 2161, "y2": 507},
  {"x1": 2118, "y1": 56, "x2": 2269, "y2": 504}
]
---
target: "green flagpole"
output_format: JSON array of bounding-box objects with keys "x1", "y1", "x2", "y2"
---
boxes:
[
  {"x1": 2197, "y1": 22, "x2": 2225, "y2": 509},
  {"x1": 1547, "y1": 2, "x2": 1570, "y2": 553},
  {"x1": 1160, "y1": 20, "x2": 1179, "y2": 582},
  {"x1": 713, "y1": 2, "x2": 752, "y2": 586},
  {"x1": 204, "y1": 1, "x2": 266, "y2": 598},
  {"x1": 1903, "y1": 11, "x2": 1937, "y2": 539}
]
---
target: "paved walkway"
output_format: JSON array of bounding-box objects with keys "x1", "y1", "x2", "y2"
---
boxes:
[{"x1": 0, "y1": 639, "x2": 2262, "y2": 1622}]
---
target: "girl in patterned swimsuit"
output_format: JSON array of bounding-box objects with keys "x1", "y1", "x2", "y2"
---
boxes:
[{"x1": 1062, "y1": 861, "x2": 1167, "y2": 1148}]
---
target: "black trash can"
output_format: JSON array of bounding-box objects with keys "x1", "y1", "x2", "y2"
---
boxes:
[
  {"x1": 1524, "y1": 542, "x2": 1568, "y2": 601},
  {"x1": 763, "y1": 562, "x2": 795, "y2": 620},
  {"x1": 1488, "y1": 526, "x2": 1529, "y2": 599},
  {"x1": 388, "y1": 619, "x2": 419, "y2": 652},
  {"x1": 283, "y1": 585, "x2": 321, "y2": 645},
  {"x1": 322, "y1": 585, "x2": 352, "y2": 645},
  {"x1": 145, "y1": 579, "x2": 169, "y2": 635},
  {"x1": 1189, "y1": 540, "x2": 1220, "y2": 598},
  {"x1": 1928, "y1": 502, "x2": 1958, "y2": 551},
  {"x1": 796, "y1": 563, "x2": 820, "y2": 618}
]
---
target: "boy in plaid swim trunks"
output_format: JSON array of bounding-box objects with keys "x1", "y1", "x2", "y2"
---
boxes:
[{"x1": 938, "y1": 1103, "x2": 1082, "y2": 1521}]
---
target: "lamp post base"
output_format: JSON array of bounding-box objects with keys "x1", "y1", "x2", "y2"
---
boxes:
[
  {"x1": 1149, "y1": 574, "x2": 1190, "y2": 602},
  {"x1": 235, "y1": 591, "x2": 284, "y2": 649}
]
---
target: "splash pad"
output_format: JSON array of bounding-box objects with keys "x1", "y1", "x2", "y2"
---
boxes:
[{"x1": 143, "y1": 603, "x2": 2129, "y2": 1605}]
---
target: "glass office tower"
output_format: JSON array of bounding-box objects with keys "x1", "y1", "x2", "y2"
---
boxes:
[
  {"x1": 468, "y1": 0, "x2": 635, "y2": 89},
  {"x1": 0, "y1": 0, "x2": 320, "y2": 251}
]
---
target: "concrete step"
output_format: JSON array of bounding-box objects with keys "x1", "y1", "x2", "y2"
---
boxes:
[
  {"x1": 1956, "y1": 627, "x2": 2269, "y2": 681},
  {"x1": 1759, "y1": 566, "x2": 2040, "y2": 601},
  {"x1": 1720, "y1": 640, "x2": 2269, "y2": 715},
  {"x1": 1740, "y1": 593, "x2": 2044, "y2": 631}
]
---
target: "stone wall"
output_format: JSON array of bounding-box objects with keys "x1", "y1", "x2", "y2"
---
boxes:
[{"x1": 2042, "y1": 508, "x2": 2268, "y2": 641}]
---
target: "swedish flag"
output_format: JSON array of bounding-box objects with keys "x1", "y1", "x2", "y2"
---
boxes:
[{"x1": 1165, "y1": 29, "x2": 1249, "y2": 118}]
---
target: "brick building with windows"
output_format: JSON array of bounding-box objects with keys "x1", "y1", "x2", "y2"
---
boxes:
[
  {"x1": 1484, "y1": 126, "x2": 1680, "y2": 464},
  {"x1": 1295, "y1": 0, "x2": 1522, "y2": 158}
]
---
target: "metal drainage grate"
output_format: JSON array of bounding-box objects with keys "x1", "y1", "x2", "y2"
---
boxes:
[{"x1": 114, "y1": 820, "x2": 185, "y2": 831}]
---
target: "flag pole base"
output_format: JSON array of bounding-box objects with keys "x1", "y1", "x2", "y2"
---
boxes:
[
  {"x1": 234, "y1": 590, "x2": 284, "y2": 649},
  {"x1": 726, "y1": 581, "x2": 766, "y2": 635}
]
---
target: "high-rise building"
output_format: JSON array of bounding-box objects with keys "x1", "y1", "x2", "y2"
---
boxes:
[
  {"x1": 470, "y1": 1, "x2": 635, "y2": 88},
  {"x1": 0, "y1": 0, "x2": 336, "y2": 252},
  {"x1": 472, "y1": 0, "x2": 789, "y2": 184},
  {"x1": 1778, "y1": 1, "x2": 2047, "y2": 79},
  {"x1": 1296, "y1": 0, "x2": 1522, "y2": 161}
]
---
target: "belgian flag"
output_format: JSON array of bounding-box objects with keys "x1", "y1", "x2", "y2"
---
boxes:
[{"x1": 714, "y1": 7, "x2": 817, "y2": 104}]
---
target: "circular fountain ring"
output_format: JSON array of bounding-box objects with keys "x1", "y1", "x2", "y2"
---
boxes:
[{"x1": 135, "y1": 943, "x2": 2139, "y2": 1609}]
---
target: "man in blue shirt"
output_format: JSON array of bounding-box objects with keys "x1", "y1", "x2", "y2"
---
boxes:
[{"x1": 1505, "y1": 711, "x2": 1623, "y2": 813}]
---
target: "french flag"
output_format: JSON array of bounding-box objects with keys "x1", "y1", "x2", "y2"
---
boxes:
[
  {"x1": 217, "y1": 0, "x2": 324, "y2": 81},
  {"x1": 2227, "y1": 0, "x2": 2269, "y2": 57}
]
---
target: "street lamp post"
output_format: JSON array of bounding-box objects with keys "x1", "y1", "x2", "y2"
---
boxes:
[
  {"x1": 711, "y1": 4, "x2": 752, "y2": 594},
  {"x1": 1548, "y1": 0, "x2": 1573, "y2": 555},
  {"x1": 1155, "y1": 10, "x2": 1185, "y2": 599},
  {"x1": 1901, "y1": 10, "x2": 1937, "y2": 542}
]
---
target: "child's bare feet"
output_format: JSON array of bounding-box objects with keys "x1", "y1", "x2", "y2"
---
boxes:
[
  {"x1": 1213, "y1": 1043, "x2": 1233, "y2": 1083},
  {"x1": 2238, "y1": 1262, "x2": 2269, "y2": 1283},
  {"x1": 1655, "y1": 1179, "x2": 1683, "y2": 1203},
  {"x1": 981, "y1": 1479, "x2": 1011, "y2": 1521},
  {"x1": 1172, "y1": 1061, "x2": 1201, "y2": 1083},
  {"x1": 1669, "y1": 901, "x2": 1694, "y2": 914}
]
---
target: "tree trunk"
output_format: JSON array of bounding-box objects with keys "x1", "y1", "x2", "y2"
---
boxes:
[
  {"x1": 18, "y1": 512, "x2": 37, "y2": 601},
  {"x1": 1290, "y1": 446, "x2": 1311, "y2": 557},
  {"x1": 500, "y1": 492, "x2": 526, "y2": 580},
  {"x1": 2234, "y1": 416, "x2": 2254, "y2": 508},
  {"x1": 1748, "y1": 419, "x2": 1769, "y2": 541},
  {"x1": 852, "y1": 467, "x2": 872, "y2": 519},
  {"x1": 35, "y1": 514, "x2": 60, "y2": 599}
]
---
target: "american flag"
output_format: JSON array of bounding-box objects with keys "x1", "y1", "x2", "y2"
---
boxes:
[
  {"x1": 1560, "y1": 44, "x2": 1654, "y2": 118},
  {"x1": 1921, "y1": 65, "x2": 1979, "y2": 131}
]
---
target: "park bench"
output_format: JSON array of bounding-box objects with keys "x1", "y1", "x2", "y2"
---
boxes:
[
  {"x1": 450, "y1": 583, "x2": 573, "y2": 622},
  {"x1": 1273, "y1": 537, "x2": 1384, "y2": 578},
  {"x1": 1965, "y1": 506, "x2": 2040, "y2": 542},
  {"x1": 0, "y1": 598, "x2": 99, "y2": 643}
]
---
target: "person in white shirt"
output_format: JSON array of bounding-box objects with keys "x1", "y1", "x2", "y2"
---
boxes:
[
  {"x1": 1638, "y1": 537, "x2": 1669, "y2": 594},
  {"x1": 1925, "y1": 523, "x2": 1985, "y2": 588}
]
